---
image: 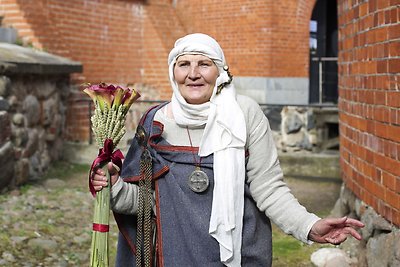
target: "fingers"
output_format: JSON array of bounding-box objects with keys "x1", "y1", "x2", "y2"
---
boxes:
[
  {"x1": 327, "y1": 217, "x2": 364, "y2": 230},
  {"x1": 326, "y1": 216, "x2": 347, "y2": 226},
  {"x1": 344, "y1": 217, "x2": 365, "y2": 228},
  {"x1": 343, "y1": 226, "x2": 363, "y2": 240},
  {"x1": 324, "y1": 229, "x2": 348, "y2": 245},
  {"x1": 107, "y1": 162, "x2": 120, "y2": 186},
  {"x1": 324, "y1": 226, "x2": 363, "y2": 245},
  {"x1": 310, "y1": 216, "x2": 364, "y2": 246},
  {"x1": 91, "y1": 163, "x2": 120, "y2": 191},
  {"x1": 91, "y1": 168, "x2": 108, "y2": 191},
  {"x1": 107, "y1": 162, "x2": 121, "y2": 177},
  {"x1": 325, "y1": 234, "x2": 347, "y2": 245}
]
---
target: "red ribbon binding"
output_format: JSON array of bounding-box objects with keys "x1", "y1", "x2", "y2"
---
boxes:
[
  {"x1": 92, "y1": 223, "x2": 110, "y2": 233},
  {"x1": 89, "y1": 138, "x2": 124, "y2": 197}
]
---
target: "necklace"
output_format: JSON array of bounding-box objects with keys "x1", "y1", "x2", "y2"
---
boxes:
[{"x1": 186, "y1": 127, "x2": 209, "y2": 193}]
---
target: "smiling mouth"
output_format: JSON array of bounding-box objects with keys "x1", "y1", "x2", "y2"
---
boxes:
[{"x1": 187, "y1": 84, "x2": 204, "y2": 87}]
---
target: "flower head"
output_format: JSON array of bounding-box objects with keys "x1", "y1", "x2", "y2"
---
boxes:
[
  {"x1": 112, "y1": 86, "x2": 125, "y2": 109},
  {"x1": 122, "y1": 89, "x2": 141, "y2": 110},
  {"x1": 82, "y1": 83, "x2": 140, "y2": 111}
]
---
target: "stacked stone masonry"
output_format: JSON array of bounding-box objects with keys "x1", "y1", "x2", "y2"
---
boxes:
[{"x1": 0, "y1": 74, "x2": 73, "y2": 190}]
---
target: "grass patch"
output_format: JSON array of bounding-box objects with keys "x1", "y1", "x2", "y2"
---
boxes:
[
  {"x1": 272, "y1": 224, "x2": 330, "y2": 267},
  {"x1": 41, "y1": 160, "x2": 90, "y2": 189},
  {"x1": 28, "y1": 246, "x2": 47, "y2": 260},
  {"x1": 42, "y1": 161, "x2": 90, "y2": 181},
  {"x1": 19, "y1": 184, "x2": 32, "y2": 194},
  {"x1": 272, "y1": 225, "x2": 312, "y2": 266}
]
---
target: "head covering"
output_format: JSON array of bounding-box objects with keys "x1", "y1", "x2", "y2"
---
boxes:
[
  {"x1": 168, "y1": 33, "x2": 246, "y2": 266},
  {"x1": 168, "y1": 33, "x2": 229, "y2": 127},
  {"x1": 168, "y1": 33, "x2": 225, "y2": 69}
]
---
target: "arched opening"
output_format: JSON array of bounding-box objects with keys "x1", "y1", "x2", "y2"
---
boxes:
[{"x1": 309, "y1": 0, "x2": 338, "y2": 104}]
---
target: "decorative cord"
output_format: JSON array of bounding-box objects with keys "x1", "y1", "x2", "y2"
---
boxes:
[
  {"x1": 186, "y1": 126, "x2": 202, "y2": 168},
  {"x1": 136, "y1": 149, "x2": 153, "y2": 267}
]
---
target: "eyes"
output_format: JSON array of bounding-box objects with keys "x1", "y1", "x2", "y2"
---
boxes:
[{"x1": 176, "y1": 60, "x2": 214, "y2": 68}]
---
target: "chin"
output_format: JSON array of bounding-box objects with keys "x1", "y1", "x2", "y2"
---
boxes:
[{"x1": 186, "y1": 98, "x2": 208, "y2": 105}]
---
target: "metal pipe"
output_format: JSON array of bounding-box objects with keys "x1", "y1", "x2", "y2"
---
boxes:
[{"x1": 319, "y1": 60, "x2": 323, "y2": 104}]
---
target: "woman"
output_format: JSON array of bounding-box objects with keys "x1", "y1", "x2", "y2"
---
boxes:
[{"x1": 92, "y1": 33, "x2": 364, "y2": 267}]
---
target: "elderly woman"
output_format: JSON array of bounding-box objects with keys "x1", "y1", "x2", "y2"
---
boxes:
[{"x1": 92, "y1": 33, "x2": 364, "y2": 267}]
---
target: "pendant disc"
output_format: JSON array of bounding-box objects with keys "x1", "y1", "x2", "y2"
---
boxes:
[{"x1": 188, "y1": 169, "x2": 209, "y2": 193}]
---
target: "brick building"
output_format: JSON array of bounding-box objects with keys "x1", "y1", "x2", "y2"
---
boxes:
[
  {"x1": 0, "y1": 0, "x2": 399, "y2": 259},
  {"x1": 338, "y1": 0, "x2": 400, "y2": 227},
  {"x1": 336, "y1": 1, "x2": 400, "y2": 264},
  {"x1": 1, "y1": 0, "x2": 325, "y2": 140}
]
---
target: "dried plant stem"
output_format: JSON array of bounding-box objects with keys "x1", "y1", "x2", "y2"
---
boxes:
[{"x1": 90, "y1": 164, "x2": 110, "y2": 267}]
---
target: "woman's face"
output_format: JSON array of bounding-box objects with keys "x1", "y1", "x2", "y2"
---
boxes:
[{"x1": 173, "y1": 54, "x2": 219, "y2": 104}]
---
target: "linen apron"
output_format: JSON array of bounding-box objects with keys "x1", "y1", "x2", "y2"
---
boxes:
[{"x1": 114, "y1": 104, "x2": 273, "y2": 267}]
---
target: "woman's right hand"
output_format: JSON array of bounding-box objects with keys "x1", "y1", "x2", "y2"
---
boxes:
[{"x1": 91, "y1": 162, "x2": 120, "y2": 192}]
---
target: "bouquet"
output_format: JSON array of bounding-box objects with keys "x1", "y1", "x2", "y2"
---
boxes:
[{"x1": 83, "y1": 83, "x2": 140, "y2": 267}]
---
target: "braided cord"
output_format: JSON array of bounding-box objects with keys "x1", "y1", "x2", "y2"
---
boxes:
[
  {"x1": 143, "y1": 150, "x2": 153, "y2": 266},
  {"x1": 136, "y1": 149, "x2": 153, "y2": 267},
  {"x1": 136, "y1": 167, "x2": 144, "y2": 266}
]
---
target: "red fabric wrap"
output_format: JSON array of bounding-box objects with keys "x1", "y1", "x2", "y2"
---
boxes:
[
  {"x1": 92, "y1": 223, "x2": 110, "y2": 232},
  {"x1": 89, "y1": 138, "x2": 124, "y2": 197}
]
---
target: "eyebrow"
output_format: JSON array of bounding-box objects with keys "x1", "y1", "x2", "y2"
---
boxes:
[{"x1": 176, "y1": 58, "x2": 214, "y2": 63}]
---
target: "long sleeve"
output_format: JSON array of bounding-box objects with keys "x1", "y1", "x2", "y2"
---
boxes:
[
  {"x1": 110, "y1": 178, "x2": 139, "y2": 215},
  {"x1": 238, "y1": 95, "x2": 320, "y2": 243}
]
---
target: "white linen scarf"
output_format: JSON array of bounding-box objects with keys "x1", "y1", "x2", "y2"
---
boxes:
[{"x1": 168, "y1": 33, "x2": 247, "y2": 266}]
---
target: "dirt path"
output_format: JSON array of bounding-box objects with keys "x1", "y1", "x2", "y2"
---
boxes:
[{"x1": 285, "y1": 175, "x2": 341, "y2": 216}]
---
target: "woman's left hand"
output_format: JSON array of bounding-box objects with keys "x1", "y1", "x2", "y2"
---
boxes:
[{"x1": 308, "y1": 216, "x2": 365, "y2": 245}]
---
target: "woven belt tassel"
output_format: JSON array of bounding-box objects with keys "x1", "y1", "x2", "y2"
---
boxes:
[{"x1": 136, "y1": 149, "x2": 153, "y2": 267}]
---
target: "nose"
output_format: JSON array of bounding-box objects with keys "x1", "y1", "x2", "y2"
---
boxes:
[{"x1": 188, "y1": 65, "x2": 200, "y2": 80}]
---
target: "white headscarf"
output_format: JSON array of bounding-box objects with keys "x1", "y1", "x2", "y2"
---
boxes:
[{"x1": 168, "y1": 33, "x2": 246, "y2": 266}]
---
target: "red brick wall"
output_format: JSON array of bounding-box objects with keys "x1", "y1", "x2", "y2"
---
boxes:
[
  {"x1": 65, "y1": 89, "x2": 93, "y2": 142},
  {"x1": 1, "y1": 0, "x2": 144, "y2": 84},
  {"x1": 338, "y1": 0, "x2": 400, "y2": 226},
  {"x1": 141, "y1": 2, "x2": 186, "y2": 100},
  {"x1": 1, "y1": 0, "x2": 317, "y2": 141},
  {"x1": 1, "y1": 0, "x2": 147, "y2": 141},
  {"x1": 0, "y1": 0, "x2": 318, "y2": 85},
  {"x1": 174, "y1": 0, "x2": 316, "y2": 77}
]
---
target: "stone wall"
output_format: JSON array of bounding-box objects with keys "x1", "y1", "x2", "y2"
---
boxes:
[
  {"x1": 0, "y1": 74, "x2": 73, "y2": 191},
  {"x1": 269, "y1": 106, "x2": 339, "y2": 153},
  {"x1": 330, "y1": 184, "x2": 400, "y2": 267}
]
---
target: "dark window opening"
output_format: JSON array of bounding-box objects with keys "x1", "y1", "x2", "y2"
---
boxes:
[{"x1": 309, "y1": 0, "x2": 338, "y2": 104}]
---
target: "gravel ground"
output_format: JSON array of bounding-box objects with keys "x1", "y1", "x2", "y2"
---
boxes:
[
  {"x1": 0, "y1": 162, "x2": 341, "y2": 267},
  {"x1": 0, "y1": 163, "x2": 118, "y2": 267}
]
